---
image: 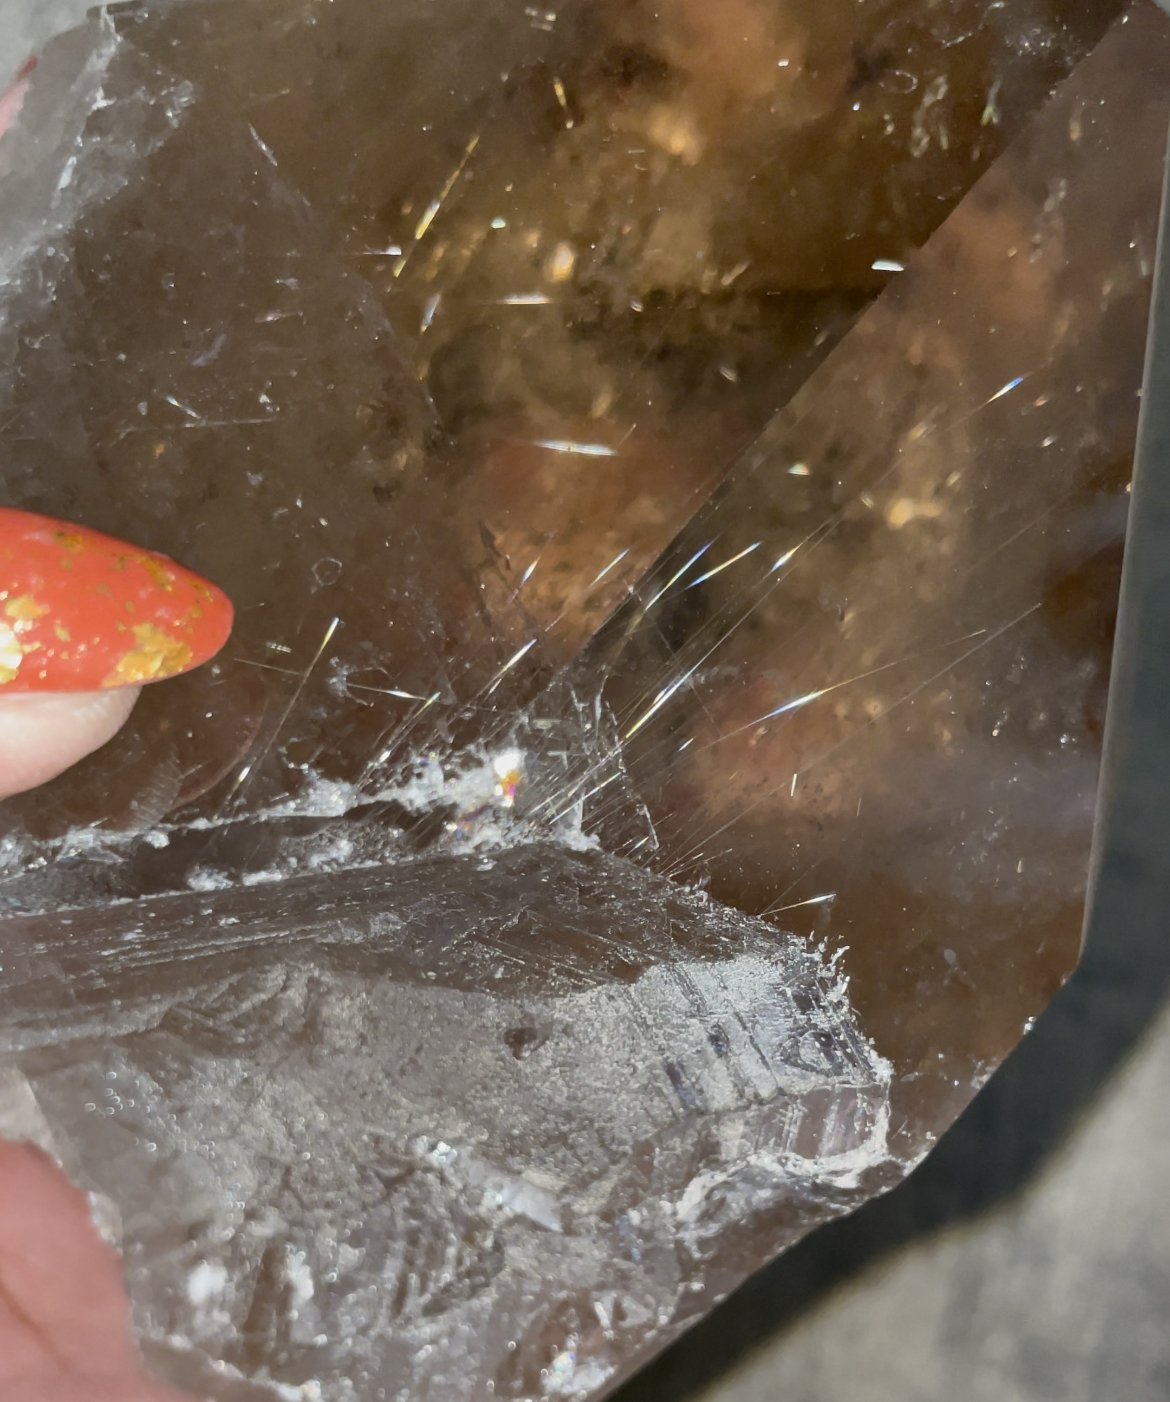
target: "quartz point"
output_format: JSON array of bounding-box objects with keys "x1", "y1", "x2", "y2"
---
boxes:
[{"x1": 0, "y1": 2, "x2": 1167, "y2": 1399}]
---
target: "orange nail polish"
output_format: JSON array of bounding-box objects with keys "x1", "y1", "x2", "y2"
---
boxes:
[{"x1": 0, "y1": 507, "x2": 233, "y2": 692}]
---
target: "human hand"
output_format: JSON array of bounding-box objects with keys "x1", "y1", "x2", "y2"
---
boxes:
[
  {"x1": 0, "y1": 507, "x2": 233, "y2": 799},
  {"x1": 0, "y1": 1141, "x2": 192, "y2": 1402},
  {"x1": 0, "y1": 508, "x2": 232, "y2": 1398}
]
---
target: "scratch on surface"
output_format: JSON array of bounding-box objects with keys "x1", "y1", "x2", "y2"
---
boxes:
[
  {"x1": 638, "y1": 542, "x2": 714, "y2": 617},
  {"x1": 765, "y1": 892, "x2": 836, "y2": 916},
  {"x1": 220, "y1": 617, "x2": 340, "y2": 811},
  {"x1": 624, "y1": 659, "x2": 705, "y2": 739},
  {"x1": 485, "y1": 639, "x2": 538, "y2": 696},
  {"x1": 660, "y1": 608, "x2": 1039, "y2": 878},
  {"x1": 707, "y1": 629, "x2": 989, "y2": 750},
  {"x1": 686, "y1": 541, "x2": 761, "y2": 589}
]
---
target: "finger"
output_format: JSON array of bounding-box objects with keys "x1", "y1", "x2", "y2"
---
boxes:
[
  {"x1": 0, "y1": 1141, "x2": 139, "y2": 1377},
  {"x1": 0, "y1": 507, "x2": 233, "y2": 695},
  {"x1": 0, "y1": 689, "x2": 140, "y2": 799},
  {"x1": 0, "y1": 506, "x2": 233, "y2": 797},
  {"x1": 3, "y1": 1382, "x2": 186, "y2": 1402}
]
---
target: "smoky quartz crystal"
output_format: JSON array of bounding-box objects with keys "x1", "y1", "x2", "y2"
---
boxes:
[{"x1": 0, "y1": 2, "x2": 1168, "y2": 1398}]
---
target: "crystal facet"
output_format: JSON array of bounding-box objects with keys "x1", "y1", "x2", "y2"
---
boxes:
[{"x1": 0, "y1": 2, "x2": 1167, "y2": 1399}]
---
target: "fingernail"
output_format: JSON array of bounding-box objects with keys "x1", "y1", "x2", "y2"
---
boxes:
[{"x1": 0, "y1": 507, "x2": 233, "y2": 692}]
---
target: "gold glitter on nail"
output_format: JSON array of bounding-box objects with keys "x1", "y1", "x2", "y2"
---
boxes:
[
  {"x1": 0, "y1": 621, "x2": 24, "y2": 684},
  {"x1": 3, "y1": 593, "x2": 48, "y2": 627},
  {"x1": 102, "y1": 622, "x2": 194, "y2": 687},
  {"x1": 138, "y1": 554, "x2": 176, "y2": 592}
]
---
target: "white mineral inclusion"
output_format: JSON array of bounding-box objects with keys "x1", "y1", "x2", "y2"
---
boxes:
[
  {"x1": 187, "y1": 1259, "x2": 228, "y2": 1306},
  {"x1": 272, "y1": 1383, "x2": 324, "y2": 1402},
  {"x1": 284, "y1": 1247, "x2": 316, "y2": 1306}
]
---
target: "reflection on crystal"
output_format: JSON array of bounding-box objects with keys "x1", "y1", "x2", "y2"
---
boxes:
[
  {"x1": 0, "y1": 0, "x2": 1167, "y2": 1398},
  {"x1": 19, "y1": 844, "x2": 890, "y2": 1401},
  {"x1": 595, "y1": 14, "x2": 1170, "y2": 1146}
]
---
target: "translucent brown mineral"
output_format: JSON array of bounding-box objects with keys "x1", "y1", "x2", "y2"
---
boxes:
[{"x1": 0, "y1": 2, "x2": 1167, "y2": 1399}]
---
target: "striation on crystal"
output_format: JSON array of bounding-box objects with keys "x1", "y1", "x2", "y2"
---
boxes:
[{"x1": 0, "y1": 1, "x2": 1167, "y2": 1399}]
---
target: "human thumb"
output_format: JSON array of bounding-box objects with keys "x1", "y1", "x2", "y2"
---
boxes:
[{"x1": 0, "y1": 507, "x2": 233, "y2": 799}]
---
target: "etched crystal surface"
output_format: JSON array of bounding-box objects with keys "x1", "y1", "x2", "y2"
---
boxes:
[{"x1": 0, "y1": 2, "x2": 1167, "y2": 1399}]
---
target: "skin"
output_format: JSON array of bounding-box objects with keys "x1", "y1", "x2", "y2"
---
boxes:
[
  {"x1": 0, "y1": 1143, "x2": 186, "y2": 1402},
  {"x1": 0, "y1": 56, "x2": 201, "y2": 1402},
  {"x1": 0, "y1": 697, "x2": 184, "y2": 1400},
  {"x1": 1, "y1": 79, "x2": 230, "y2": 1381},
  {"x1": 0, "y1": 691, "x2": 140, "y2": 800},
  {"x1": 0, "y1": 74, "x2": 146, "y2": 809}
]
